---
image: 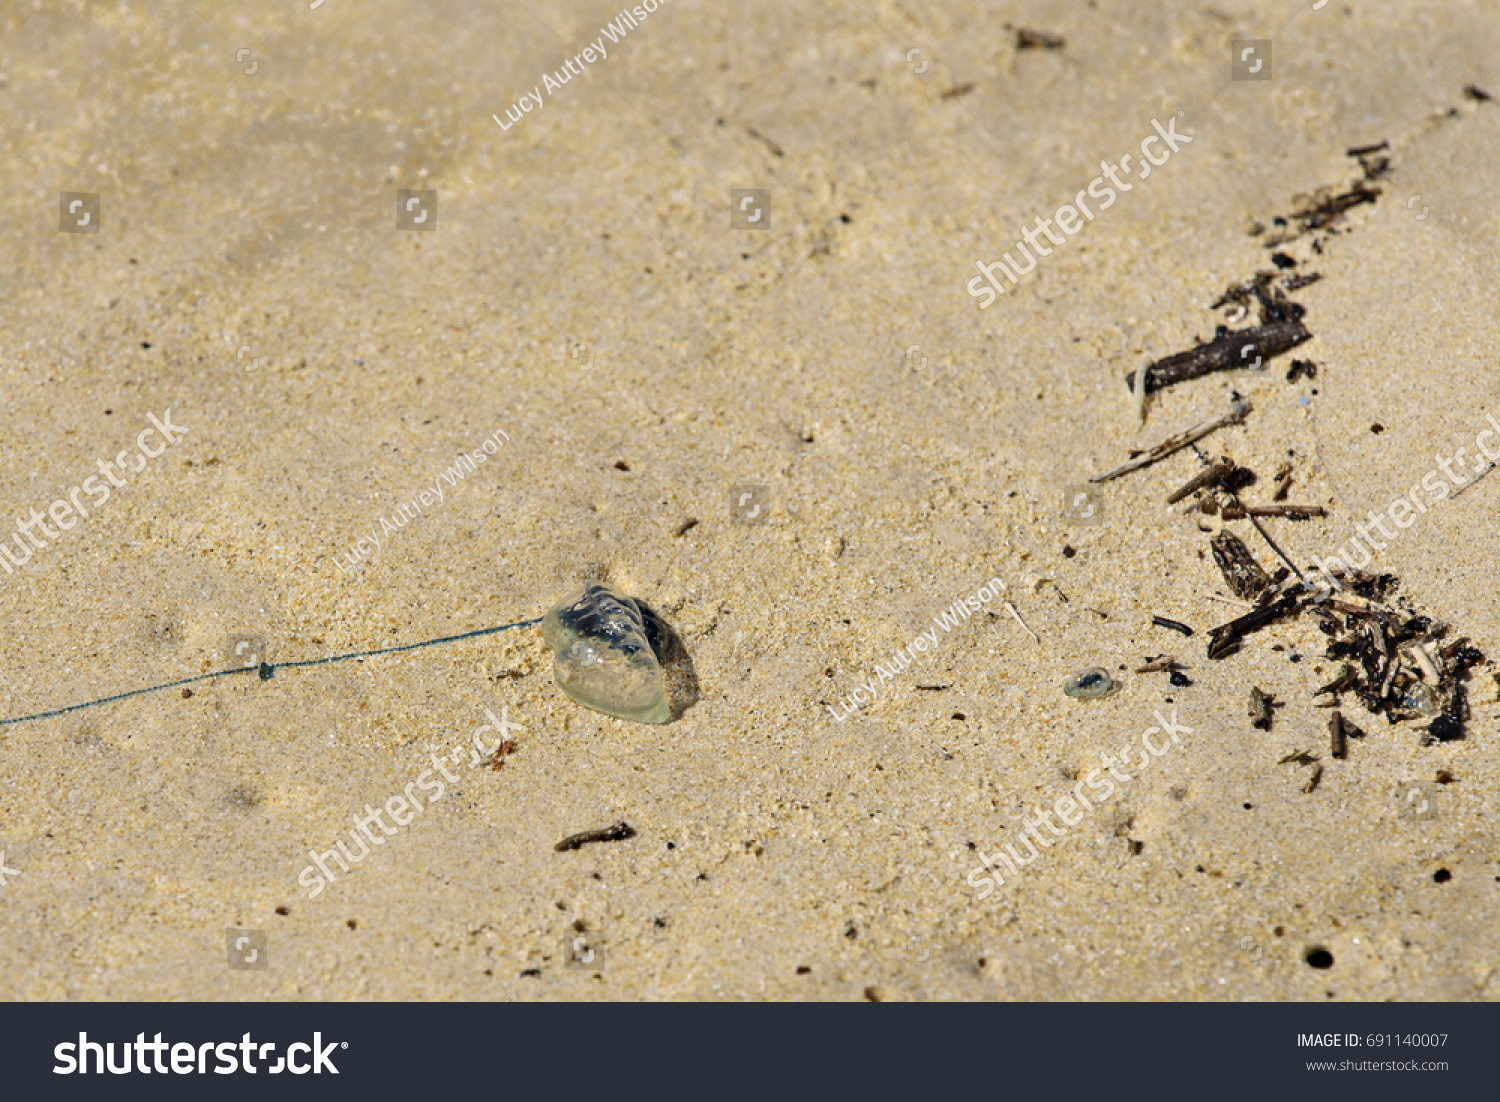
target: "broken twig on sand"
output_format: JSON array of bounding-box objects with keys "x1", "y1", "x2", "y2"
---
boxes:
[
  {"x1": 1123, "y1": 321, "x2": 1311, "y2": 393},
  {"x1": 1219, "y1": 504, "x2": 1327, "y2": 519},
  {"x1": 1207, "y1": 590, "x2": 1303, "y2": 660},
  {"x1": 1091, "y1": 401, "x2": 1251, "y2": 483},
  {"x1": 1166, "y1": 459, "x2": 1235, "y2": 504},
  {"x1": 555, "y1": 822, "x2": 637, "y2": 852}
]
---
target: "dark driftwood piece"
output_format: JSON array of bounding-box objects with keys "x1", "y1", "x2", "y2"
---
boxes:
[
  {"x1": 1219, "y1": 504, "x2": 1327, "y2": 519},
  {"x1": 1166, "y1": 460, "x2": 1235, "y2": 504},
  {"x1": 555, "y1": 822, "x2": 637, "y2": 852},
  {"x1": 1207, "y1": 591, "x2": 1303, "y2": 660},
  {"x1": 1124, "y1": 320, "x2": 1311, "y2": 394}
]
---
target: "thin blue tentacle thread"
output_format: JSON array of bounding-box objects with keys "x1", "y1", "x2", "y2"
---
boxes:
[{"x1": 0, "y1": 616, "x2": 543, "y2": 728}]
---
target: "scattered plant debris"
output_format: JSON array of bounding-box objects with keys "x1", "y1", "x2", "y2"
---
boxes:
[
  {"x1": 490, "y1": 738, "x2": 517, "y2": 771},
  {"x1": 1219, "y1": 504, "x2": 1326, "y2": 520},
  {"x1": 1134, "y1": 655, "x2": 1185, "y2": 674},
  {"x1": 1207, "y1": 590, "x2": 1301, "y2": 660},
  {"x1": 1167, "y1": 459, "x2": 1236, "y2": 504},
  {"x1": 1272, "y1": 460, "x2": 1294, "y2": 500},
  {"x1": 1330, "y1": 710, "x2": 1348, "y2": 759}
]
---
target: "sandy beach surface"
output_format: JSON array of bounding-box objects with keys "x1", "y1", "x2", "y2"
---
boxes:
[{"x1": 1, "y1": 0, "x2": 1497, "y2": 1001}]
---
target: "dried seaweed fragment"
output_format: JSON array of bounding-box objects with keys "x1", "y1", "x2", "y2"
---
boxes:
[
  {"x1": 1123, "y1": 320, "x2": 1312, "y2": 394},
  {"x1": 555, "y1": 822, "x2": 637, "y2": 852},
  {"x1": 1211, "y1": 530, "x2": 1272, "y2": 601},
  {"x1": 1091, "y1": 402, "x2": 1251, "y2": 483},
  {"x1": 1249, "y1": 686, "x2": 1274, "y2": 731},
  {"x1": 1166, "y1": 460, "x2": 1236, "y2": 504},
  {"x1": 1207, "y1": 591, "x2": 1302, "y2": 660}
]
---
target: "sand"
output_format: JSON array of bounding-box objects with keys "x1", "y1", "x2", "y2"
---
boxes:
[{"x1": 0, "y1": 0, "x2": 1497, "y2": 1001}]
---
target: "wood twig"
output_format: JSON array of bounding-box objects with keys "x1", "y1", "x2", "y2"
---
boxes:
[
  {"x1": 1207, "y1": 591, "x2": 1303, "y2": 660},
  {"x1": 1123, "y1": 321, "x2": 1311, "y2": 393},
  {"x1": 1219, "y1": 504, "x2": 1327, "y2": 519},
  {"x1": 1091, "y1": 401, "x2": 1251, "y2": 483},
  {"x1": 1166, "y1": 460, "x2": 1235, "y2": 504}
]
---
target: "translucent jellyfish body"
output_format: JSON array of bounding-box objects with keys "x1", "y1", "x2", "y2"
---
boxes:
[
  {"x1": 541, "y1": 583, "x2": 670, "y2": 724},
  {"x1": 1063, "y1": 667, "x2": 1117, "y2": 699}
]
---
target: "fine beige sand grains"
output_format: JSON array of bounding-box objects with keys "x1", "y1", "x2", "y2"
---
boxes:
[{"x1": 0, "y1": 1, "x2": 1496, "y2": 1001}]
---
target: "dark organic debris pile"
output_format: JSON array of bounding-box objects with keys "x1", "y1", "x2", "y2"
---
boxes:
[
  {"x1": 1102, "y1": 141, "x2": 1489, "y2": 774},
  {"x1": 1204, "y1": 556, "x2": 1489, "y2": 745},
  {"x1": 1311, "y1": 572, "x2": 1486, "y2": 745},
  {"x1": 1271, "y1": 180, "x2": 1383, "y2": 241},
  {"x1": 1261, "y1": 143, "x2": 1387, "y2": 247},
  {"x1": 1125, "y1": 145, "x2": 1392, "y2": 395}
]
